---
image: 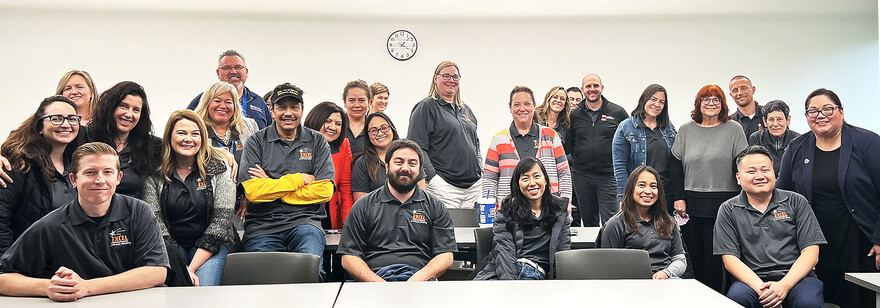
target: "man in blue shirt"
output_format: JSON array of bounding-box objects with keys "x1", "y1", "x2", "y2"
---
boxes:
[{"x1": 187, "y1": 50, "x2": 272, "y2": 129}]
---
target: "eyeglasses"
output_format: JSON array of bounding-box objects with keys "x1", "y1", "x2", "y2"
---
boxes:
[
  {"x1": 41, "y1": 114, "x2": 82, "y2": 126},
  {"x1": 368, "y1": 124, "x2": 392, "y2": 137},
  {"x1": 436, "y1": 74, "x2": 461, "y2": 81},
  {"x1": 700, "y1": 97, "x2": 721, "y2": 105},
  {"x1": 805, "y1": 106, "x2": 838, "y2": 119},
  {"x1": 219, "y1": 65, "x2": 246, "y2": 71}
]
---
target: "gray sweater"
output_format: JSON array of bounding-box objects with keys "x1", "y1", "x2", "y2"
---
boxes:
[{"x1": 671, "y1": 121, "x2": 748, "y2": 193}]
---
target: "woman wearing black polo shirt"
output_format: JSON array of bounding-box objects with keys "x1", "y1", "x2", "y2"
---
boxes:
[
  {"x1": 87, "y1": 81, "x2": 162, "y2": 199},
  {"x1": 0, "y1": 96, "x2": 83, "y2": 254},
  {"x1": 601, "y1": 166, "x2": 687, "y2": 279},
  {"x1": 144, "y1": 110, "x2": 239, "y2": 286},
  {"x1": 352, "y1": 112, "x2": 399, "y2": 201},
  {"x1": 474, "y1": 157, "x2": 571, "y2": 280}
]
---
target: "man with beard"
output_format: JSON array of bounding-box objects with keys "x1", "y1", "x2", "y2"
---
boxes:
[
  {"x1": 729, "y1": 75, "x2": 764, "y2": 137},
  {"x1": 237, "y1": 83, "x2": 335, "y2": 278},
  {"x1": 338, "y1": 139, "x2": 456, "y2": 281},
  {"x1": 187, "y1": 50, "x2": 272, "y2": 129},
  {"x1": 568, "y1": 73, "x2": 628, "y2": 226}
]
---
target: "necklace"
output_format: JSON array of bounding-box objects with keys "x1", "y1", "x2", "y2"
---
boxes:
[{"x1": 217, "y1": 129, "x2": 231, "y2": 144}]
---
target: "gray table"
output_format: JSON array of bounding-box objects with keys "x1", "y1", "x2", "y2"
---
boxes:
[
  {"x1": 846, "y1": 272, "x2": 880, "y2": 308},
  {"x1": 325, "y1": 227, "x2": 599, "y2": 250},
  {"x1": 335, "y1": 279, "x2": 739, "y2": 308},
  {"x1": 0, "y1": 282, "x2": 341, "y2": 308}
]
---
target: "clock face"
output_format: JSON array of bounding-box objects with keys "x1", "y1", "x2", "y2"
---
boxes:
[{"x1": 387, "y1": 30, "x2": 417, "y2": 61}]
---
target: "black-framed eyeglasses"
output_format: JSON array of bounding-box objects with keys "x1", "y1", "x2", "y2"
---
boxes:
[
  {"x1": 41, "y1": 114, "x2": 82, "y2": 126},
  {"x1": 368, "y1": 124, "x2": 392, "y2": 137},
  {"x1": 700, "y1": 97, "x2": 721, "y2": 105},
  {"x1": 805, "y1": 106, "x2": 838, "y2": 119},
  {"x1": 219, "y1": 65, "x2": 246, "y2": 71},
  {"x1": 436, "y1": 73, "x2": 461, "y2": 81}
]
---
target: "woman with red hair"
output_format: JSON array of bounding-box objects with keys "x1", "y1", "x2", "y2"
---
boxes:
[{"x1": 670, "y1": 84, "x2": 747, "y2": 291}]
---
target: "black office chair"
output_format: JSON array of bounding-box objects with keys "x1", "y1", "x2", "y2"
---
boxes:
[
  {"x1": 447, "y1": 208, "x2": 479, "y2": 227},
  {"x1": 473, "y1": 227, "x2": 494, "y2": 263},
  {"x1": 555, "y1": 248, "x2": 652, "y2": 279},
  {"x1": 221, "y1": 252, "x2": 320, "y2": 285}
]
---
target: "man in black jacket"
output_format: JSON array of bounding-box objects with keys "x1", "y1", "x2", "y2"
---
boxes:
[{"x1": 568, "y1": 74, "x2": 628, "y2": 226}]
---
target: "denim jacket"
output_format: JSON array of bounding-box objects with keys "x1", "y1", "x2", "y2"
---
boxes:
[{"x1": 612, "y1": 117, "x2": 677, "y2": 197}]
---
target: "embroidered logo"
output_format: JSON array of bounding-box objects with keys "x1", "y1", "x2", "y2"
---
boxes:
[
  {"x1": 533, "y1": 140, "x2": 539, "y2": 149},
  {"x1": 299, "y1": 148, "x2": 313, "y2": 160},
  {"x1": 772, "y1": 208, "x2": 791, "y2": 221},
  {"x1": 197, "y1": 178, "x2": 207, "y2": 190},
  {"x1": 411, "y1": 209, "x2": 428, "y2": 224},
  {"x1": 110, "y1": 228, "x2": 131, "y2": 247},
  {"x1": 235, "y1": 143, "x2": 243, "y2": 151},
  {"x1": 601, "y1": 115, "x2": 607, "y2": 122}
]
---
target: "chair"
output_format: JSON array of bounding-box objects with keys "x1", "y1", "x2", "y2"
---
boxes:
[
  {"x1": 448, "y1": 208, "x2": 479, "y2": 227},
  {"x1": 555, "y1": 248, "x2": 652, "y2": 279},
  {"x1": 474, "y1": 227, "x2": 494, "y2": 262},
  {"x1": 221, "y1": 252, "x2": 320, "y2": 285}
]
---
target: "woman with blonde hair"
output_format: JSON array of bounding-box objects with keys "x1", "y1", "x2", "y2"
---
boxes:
[
  {"x1": 369, "y1": 82, "x2": 390, "y2": 114},
  {"x1": 533, "y1": 86, "x2": 571, "y2": 145},
  {"x1": 55, "y1": 70, "x2": 98, "y2": 125},
  {"x1": 144, "y1": 110, "x2": 240, "y2": 286},
  {"x1": 194, "y1": 82, "x2": 259, "y2": 164}
]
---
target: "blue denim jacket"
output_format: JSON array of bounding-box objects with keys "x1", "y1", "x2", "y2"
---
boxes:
[{"x1": 611, "y1": 117, "x2": 676, "y2": 197}]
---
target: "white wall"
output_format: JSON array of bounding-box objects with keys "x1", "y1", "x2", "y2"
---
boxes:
[{"x1": 0, "y1": 8, "x2": 876, "y2": 157}]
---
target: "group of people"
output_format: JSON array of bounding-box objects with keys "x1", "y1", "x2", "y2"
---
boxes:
[{"x1": 0, "y1": 49, "x2": 876, "y2": 308}]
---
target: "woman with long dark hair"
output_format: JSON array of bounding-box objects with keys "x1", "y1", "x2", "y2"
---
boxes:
[
  {"x1": 352, "y1": 112, "x2": 415, "y2": 201},
  {"x1": 304, "y1": 101, "x2": 353, "y2": 229},
  {"x1": 0, "y1": 96, "x2": 83, "y2": 254},
  {"x1": 474, "y1": 157, "x2": 571, "y2": 280},
  {"x1": 144, "y1": 110, "x2": 239, "y2": 286},
  {"x1": 601, "y1": 166, "x2": 686, "y2": 279},
  {"x1": 88, "y1": 81, "x2": 162, "y2": 198}
]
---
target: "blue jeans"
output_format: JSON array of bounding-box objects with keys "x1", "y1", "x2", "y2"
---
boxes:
[
  {"x1": 243, "y1": 224, "x2": 326, "y2": 280},
  {"x1": 515, "y1": 260, "x2": 545, "y2": 280},
  {"x1": 178, "y1": 245, "x2": 229, "y2": 286},
  {"x1": 727, "y1": 276, "x2": 824, "y2": 308}
]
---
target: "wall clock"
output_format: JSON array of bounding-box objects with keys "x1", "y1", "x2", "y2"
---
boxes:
[{"x1": 387, "y1": 30, "x2": 417, "y2": 61}]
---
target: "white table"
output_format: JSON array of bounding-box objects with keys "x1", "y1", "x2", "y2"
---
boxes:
[
  {"x1": 846, "y1": 272, "x2": 880, "y2": 308},
  {"x1": 335, "y1": 279, "x2": 739, "y2": 308},
  {"x1": 0, "y1": 282, "x2": 341, "y2": 308},
  {"x1": 326, "y1": 227, "x2": 600, "y2": 250}
]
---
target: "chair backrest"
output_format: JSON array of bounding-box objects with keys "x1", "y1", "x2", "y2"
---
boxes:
[
  {"x1": 447, "y1": 208, "x2": 479, "y2": 227},
  {"x1": 555, "y1": 248, "x2": 652, "y2": 280},
  {"x1": 474, "y1": 227, "x2": 494, "y2": 262},
  {"x1": 221, "y1": 252, "x2": 320, "y2": 285}
]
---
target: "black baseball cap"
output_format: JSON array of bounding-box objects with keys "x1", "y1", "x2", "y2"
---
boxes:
[{"x1": 270, "y1": 83, "x2": 304, "y2": 105}]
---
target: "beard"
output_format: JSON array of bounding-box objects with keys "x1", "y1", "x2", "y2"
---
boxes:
[{"x1": 388, "y1": 169, "x2": 418, "y2": 193}]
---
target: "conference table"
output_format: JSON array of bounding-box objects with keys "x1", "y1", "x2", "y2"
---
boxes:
[
  {"x1": 325, "y1": 226, "x2": 600, "y2": 250},
  {"x1": 0, "y1": 282, "x2": 342, "y2": 308},
  {"x1": 846, "y1": 272, "x2": 880, "y2": 308},
  {"x1": 334, "y1": 279, "x2": 739, "y2": 307}
]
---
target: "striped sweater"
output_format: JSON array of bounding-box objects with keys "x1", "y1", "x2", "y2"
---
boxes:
[{"x1": 482, "y1": 125, "x2": 572, "y2": 204}]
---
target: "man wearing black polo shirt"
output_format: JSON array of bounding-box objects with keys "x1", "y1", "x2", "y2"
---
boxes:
[
  {"x1": 714, "y1": 146, "x2": 826, "y2": 307},
  {"x1": 0, "y1": 142, "x2": 168, "y2": 302},
  {"x1": 339, "y1": 139, "x2": 456, "y2": 282},
  {"x1": 238, "y1": 83, "x2": 335, "y2": 277},
  {"x1": 568, "y1": 73, "x2": 628, "y2": 226},
  {"x1": 729, "y1": 75, "x2": 764, "y2": 138}
]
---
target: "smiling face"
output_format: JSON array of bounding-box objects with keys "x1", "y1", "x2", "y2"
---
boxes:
[
  {"x1": 518, "y1": 163, "x2": 547, "y2": 202},
  {"x1": 62, "y1": 74, "x2": 92, "y2": 112},
  {"x1": 114, "y1": 95, "x2": 143, "y2": 135},
  {"x1": 216, "y1": 55, "x2": 248, "y2": 89},
  {"x1": 345, "y1": 88, "x2": 369, "y2": 120},
  {"x1": 321, "y1": 112, "x2": 343, "y2": 143},
  {"x1": 170, "y1": 118, "x2": 201, "y2": 159},
  {"x1": 70, "y1": 153, "x2": 122, "y2": 208},
  {"x1": 632, "y1": 170, "x2": 659, "y2": 208},
  {"x1": 208, "y1": 91, "x2": 236, "y2": 125},
  {"x1": 510, "y1": 91, "x2": 535, "y2": 127},
  {"x1": 368, "y1": 116, "x2": 393, "y2": 150},
  {"x1": 387, "y1": 147, "x2": 420, "y2": 193},
  {"x1": 370, "y1": 92, "x2": 389, "y2": 113},
  {"x1": 700, "y1": 96, "x2": 722, "y2": 120},
  {"x1": 41, "y1": 101, "x2": 80, "y2": 147},
  {"x1": 729, "y1": 78, "x2": 755, "y2": 108},
  {"x1": 581, "y1": 75, "x2": 604, "y2": 104},
  {"x1": 736, "y1": 153, "x2": 776, "y2": 196},
  {"x1": 433, "y1": 66, "x2": 460, "y2": 100},
  {"x1": 644, "y1": 91, "x2": 666, "y2": 120},
  {"x1": 806, "y1": 95, "x2": 844, "y2": 138},
  {"x1": 763, "y1": 110, "x2": 790, "y2": 137},
  {"x1": 272, "y1": 98, "x2": 303, "y2": 137},
  {"x1": 548, "y1": 89, "x2": 567, "y2": 113},
  {"x1": 567, "y1": 90, "x2": 582, "y2": 109}
]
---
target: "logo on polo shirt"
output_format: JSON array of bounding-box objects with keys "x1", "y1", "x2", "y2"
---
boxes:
[
  {"x1": 772, "y1": 208, "x2": 790, "y2": 221},
  {"x1": 299, "y1": 148, "x2": 312, "y2": 160},
  {"x1": 109, "y1": 228, "x2": 131, "y2": 247},
  {"x1": 197, "y1": 178, "x2": 207, "y2": 190},
  {"x1": 411, "y1": 209, "x2": 428, "y2": 224}
]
